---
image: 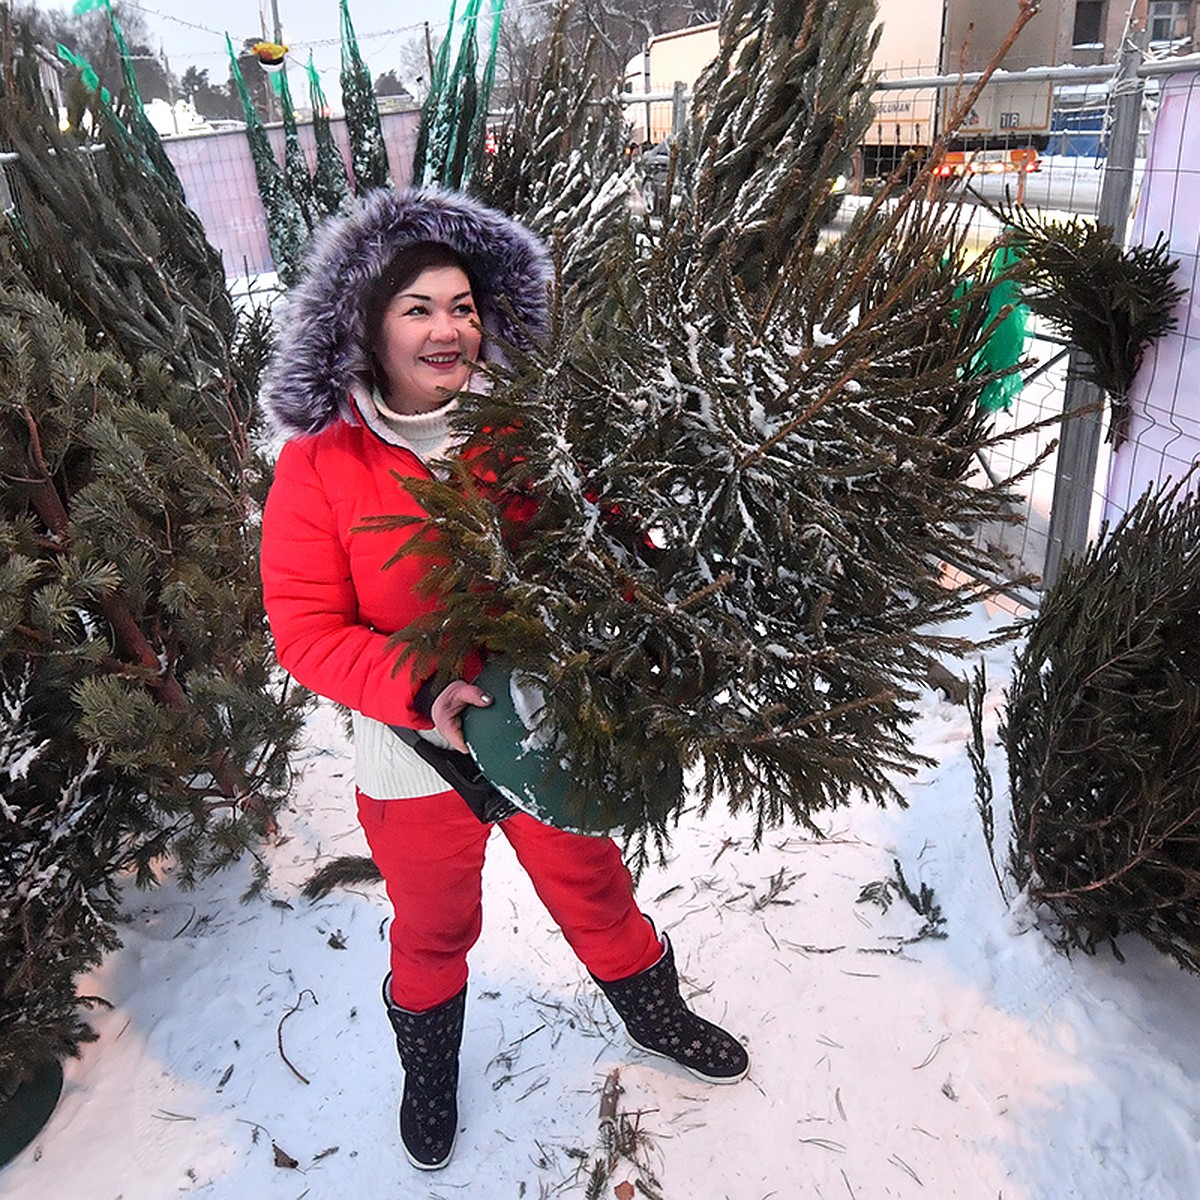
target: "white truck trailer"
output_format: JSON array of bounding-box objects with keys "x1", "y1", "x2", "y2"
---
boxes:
[
  {"x1": 622, "y1": 21, "x2": 719, "y2": 146},
  {"x1": 623, "y1": 1, "x2": 1069, "y2": 177}
]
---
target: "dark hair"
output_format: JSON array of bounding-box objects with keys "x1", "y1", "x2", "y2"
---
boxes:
[{"x1": 361, "y1": 241, "x2": 481, "y2": 360}]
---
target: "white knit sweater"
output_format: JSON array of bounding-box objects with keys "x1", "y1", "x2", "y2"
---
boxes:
[{"x1": 351, "y1": 394, "x2": 464, "y2": 800}]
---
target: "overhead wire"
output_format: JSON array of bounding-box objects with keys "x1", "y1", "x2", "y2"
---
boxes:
[{"x1": 107, "y1": 0, "x2": 562, "y2": 61}]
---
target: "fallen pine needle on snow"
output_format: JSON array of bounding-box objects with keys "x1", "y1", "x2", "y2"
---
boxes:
[
  {"x1": 797, "y1": 1136, "x2": 848, "y2": 1153},
  {"x1": 887, "y1": 1152, "x2": 923, "y2": 1186},
  {"x1": 912, "y1": 1033, "x2": 951, "y2": 1070}
]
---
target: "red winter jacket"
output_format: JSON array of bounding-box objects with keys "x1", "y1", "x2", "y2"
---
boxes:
[
  {"x1": 258, "y1": 189, "x2": 551, "y2": 730},
  {"x1": 260, "y1": 417, "x2": 444, "y2": 730}
]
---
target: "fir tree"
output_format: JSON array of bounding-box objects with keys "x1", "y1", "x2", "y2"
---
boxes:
[
  {"x1": 306, "y1": 52, "x2": 351, "y2": 217},
  {"x1": 441, "y1": 0, "x2": 481, "y2": 188},
  {"x1": 0, "y1": 22, "x2": 305, "y2": 1080},
  {"x1": 369, "y1": 0, "x2": 1030, "y2": 860},
  {"x1": 52, "y1": 0, "x2": 186, "y2": 200},
  {"x1": 471, "y1": 1, "x2": 632, "y2": 316},
  {"x1": 53, "y1": 38, "x2": 179, "y2": 203},
  {"x1": 339, "y1": 0, "x2": 390, "y2": 192},
  {"x1": 687, "y1": 0, "x2": 879, "y2": 302},
  {"x1": 988, "y1": 480, "x2": 1200, "y2": 971},
  {"x1": 468, "y1": 0, "x2": 503, "y2": 185},
  {"x1": 412, "y1": 0, "x2": 459, "y2": 185},
  {"x1": 103, "y1": 0, "x2": 185, "y2": 200},
  {"x1": 0, "y1": 658, "x2": 124, "y2": 1088},
  {"x1": 276, "y1": 65, "x2": 320, "y2": 232},
  {"x1": 227, "y1": 35, "x2": 309, "y2": 284},
  {"x1": 413, "y1": 0, "x2": 506, "y2": 190},
  {"x1": 997, "y1": 206, "x2": 1184, "y2": 446}
]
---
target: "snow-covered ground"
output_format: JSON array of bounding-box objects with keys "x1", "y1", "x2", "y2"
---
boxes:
[{"x1": 4, "y1": 607, "x2": 1200, "y2": 1199}]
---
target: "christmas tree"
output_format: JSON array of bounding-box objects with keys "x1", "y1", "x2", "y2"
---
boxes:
[
  {"x1": 368, "y1": 0, "x2": 1031, "y2": 861},
  {"x1": 0, "y1": 21, "x2": 305, "y2": 1083},
  {"x1": 57, "y1": 0, "x2": 187, "y2": 200},
  {"x1": 306, "y1": 52, "x2": 352, "y2": 216},
  {"x1": 412, "y1": 0, "x2": 458, "y2": 184},
  {"x1": 413, "y1": 0, "x2": 506, "y2": 189},
  {"x1": 227, "y1": 35, "x2": 310, "y2": 284},
  {"x1": 276, "y1": 64, "x2": 320, "y2": 234},
  {"x1": 980, "y1": 480, "x2": 1200, "y2": 970},
  {"x1": 997, "y1": 206, "x2": 1184, "y2": 445},
  {"x1": 339, "y1": 0, "x2": 390, "y2": 192},
  {"x1": 688, "y1": 0, "x2": 880, "y2": 300},
  {"x1": 470, "y1": 1, "x2": 631, "y2": 315}
]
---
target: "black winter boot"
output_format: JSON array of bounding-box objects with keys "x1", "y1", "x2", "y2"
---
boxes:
[
  {"x1": 592, "y1": 933, "x2": 749, "y2": 1084},
  {"x1": 382, "y1": 976, "x2": 466, "y2": 1170}
]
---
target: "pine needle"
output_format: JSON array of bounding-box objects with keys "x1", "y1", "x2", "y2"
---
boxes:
[{"x1": 301, "y1": 855, "x2": 382, "y2": 900}]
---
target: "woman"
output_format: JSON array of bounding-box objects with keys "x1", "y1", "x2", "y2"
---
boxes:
[{"x1": 260, "y1": 188, "x2": 747, "y2": 1172}]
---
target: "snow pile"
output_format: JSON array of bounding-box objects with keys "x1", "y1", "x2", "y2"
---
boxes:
[{"x1": 3, "y1": 607, "x2": 1199, "y2": 1199}]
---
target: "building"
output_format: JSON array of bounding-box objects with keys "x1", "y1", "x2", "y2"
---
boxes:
[{"x1": 1070, "y1": 1, "x2": 1197, "y2": 65}]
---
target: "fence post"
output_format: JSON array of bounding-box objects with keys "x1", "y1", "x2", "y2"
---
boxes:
[
  {"x1": 671, "y1": 81, "x2": 687, "y2": 139},
  {"x1": 1041, "y1": 37, "x2": 1145, "y2": 590},
  {"x1": 642, "y1": 46, "x2": 652, "y2": 145}
]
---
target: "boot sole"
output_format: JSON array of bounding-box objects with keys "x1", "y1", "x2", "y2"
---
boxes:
[
  {"x1": 627, "y1": 1034, "x2": 750, "y2": 1085},
  {"x1": 404, "y1": 1143, "x2": 456, "y2": 1171}
]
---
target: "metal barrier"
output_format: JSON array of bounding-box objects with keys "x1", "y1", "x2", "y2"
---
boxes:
[
  {"x1": 1100, "y1": 67, "x2": 1200, "y2": 531},
  {"x1": 168, "y1": 49, "x2": 1197, "y2": 601},
  {"x1": 159, "y1": 108, "x2": 421, "y2": 278},
  {"x1": 871, "y1": 48, "x2": 1200, "y2": 596}
]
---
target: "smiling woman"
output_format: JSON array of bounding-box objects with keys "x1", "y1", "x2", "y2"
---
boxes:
[
  {"x1": 257, "y1": 187, "x2": 748, "y2": 1172},
  {"x1": 364, "y1": 243, "x2": 483, "y2": 414}
]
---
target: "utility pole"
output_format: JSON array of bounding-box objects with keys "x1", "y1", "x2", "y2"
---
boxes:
[
  {"x1": 162, "y1": 46, "x2": 179, "y2": 134},
  {"x1": 257, "y1": 1, "x2": 285, "y2": 123}
]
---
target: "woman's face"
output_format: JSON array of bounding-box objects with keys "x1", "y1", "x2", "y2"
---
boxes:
[{"x1": 374, "y1": 265, "x2": 483, "y2": 414}]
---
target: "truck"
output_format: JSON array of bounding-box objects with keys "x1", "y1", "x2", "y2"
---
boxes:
[{"x1": 622, "y1": 1, "x2": 1071, "y2": 180}]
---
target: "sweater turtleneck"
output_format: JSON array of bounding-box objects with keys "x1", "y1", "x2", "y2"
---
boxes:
[
  {"x1": 372, "y1": 394, "x2": 459, "y2": 462},
  {"x1": 347, "y1": 387, "x2": 464, "y2": 799}
]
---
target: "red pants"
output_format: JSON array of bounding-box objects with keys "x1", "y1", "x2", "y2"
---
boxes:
[{"x1": 357, "y1": 788, "x2": 662, "y2": 1012}]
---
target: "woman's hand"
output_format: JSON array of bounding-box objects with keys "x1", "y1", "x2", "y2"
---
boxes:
[{"x1": 430, "y1": 680, "x2": 493, "y2": 753}]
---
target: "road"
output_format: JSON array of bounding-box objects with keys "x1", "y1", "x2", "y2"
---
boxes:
[{"x1": 954, "y1": 154, "x2": 1145, "y2": 220}]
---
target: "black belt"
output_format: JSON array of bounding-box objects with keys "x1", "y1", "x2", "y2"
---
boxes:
[{"x1": 389, "y1": 725, "x2": 519, "y2": 824}]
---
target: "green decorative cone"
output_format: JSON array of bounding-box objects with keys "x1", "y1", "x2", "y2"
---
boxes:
[{"x1": 461, "y1": 660, "x2": 610, "y2": 835}]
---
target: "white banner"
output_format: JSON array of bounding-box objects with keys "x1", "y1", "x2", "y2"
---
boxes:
[{"x1": 1104, "y1": 71, "x2": 1200, "y2": 521}]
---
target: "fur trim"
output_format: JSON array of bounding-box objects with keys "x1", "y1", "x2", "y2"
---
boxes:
[{"x1": 261, "y1": 188, "x2": 553, "y2": 439}]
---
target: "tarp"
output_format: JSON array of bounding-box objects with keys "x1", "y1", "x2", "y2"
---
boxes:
[{"x1": 1104, "y1": 72, "x2": 1200, "y2": 520}]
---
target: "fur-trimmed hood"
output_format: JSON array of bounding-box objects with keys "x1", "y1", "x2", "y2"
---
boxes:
[{"x1": 261, "y1": 188, "x2": 553, "y2": 439}]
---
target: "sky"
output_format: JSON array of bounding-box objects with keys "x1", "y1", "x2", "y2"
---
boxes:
[{"x1": 37, "y1": 0, "x2": 504, "y2": 90}]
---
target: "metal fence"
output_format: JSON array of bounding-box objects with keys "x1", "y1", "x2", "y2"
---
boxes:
[
  {"x1": 1101, "y1": 67, "x2": 1200, "y2": 529},
  {"x1": 49, "y1": 49, "x2": 1195, "y2": 610},
  {"x1": 867, "y1": 48, "x2": 1200, "y2": 605},
  {"x1": 160, "y1": 109, "x2": 421, "y2": 277}
]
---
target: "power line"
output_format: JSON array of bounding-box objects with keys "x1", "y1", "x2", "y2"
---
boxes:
[
  {"x1": 112, "y1": 1, "x2": 519, "y2": 49},
  {"x1": 115, "y1": 0, "x2": 561, "y2": 50},
  {"x1": 97, "y1": 2, "x2": 436, "y2": 60},
  {"x1": 79, "y1": 1, "x2": 562, "y2": 66}
]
